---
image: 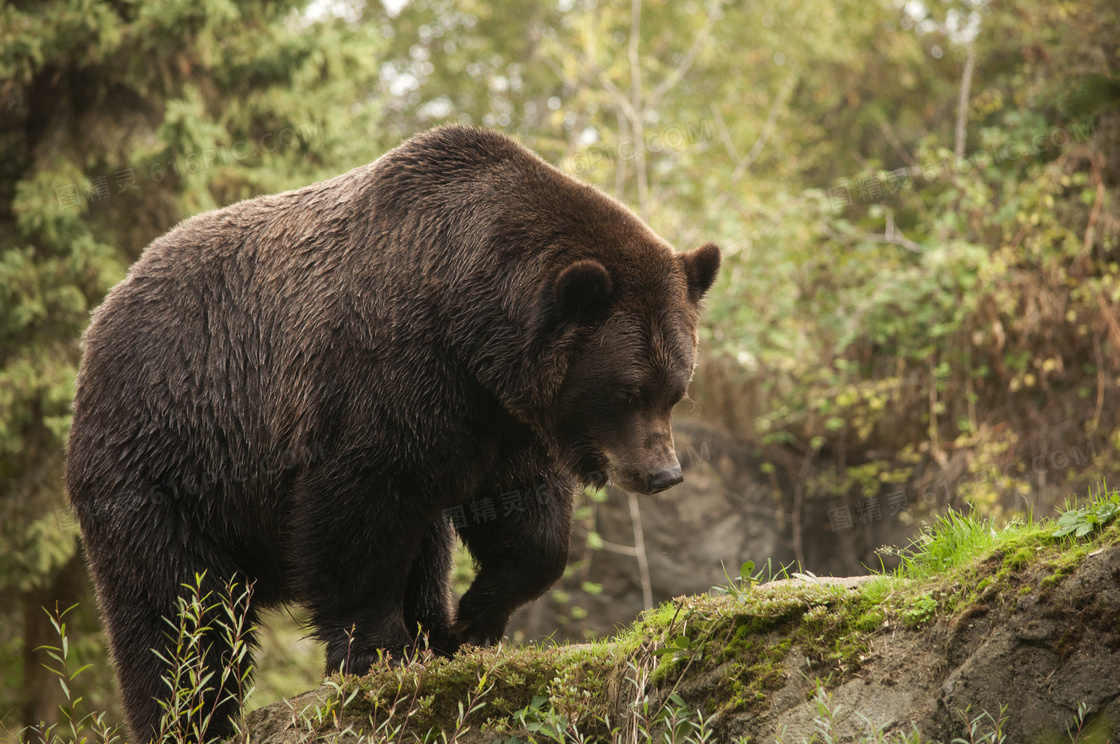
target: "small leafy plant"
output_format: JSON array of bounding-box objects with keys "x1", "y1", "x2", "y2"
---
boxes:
[
  {"x1": 1052, "y1": 486, "x2": 1120, "y2": 539},
  {"x1": 8, "y1": 604, "x2": 122, "y2": 744},
  {"x1": 154, "y1": 573, "x2": 257, "y2": 744},
  {"x1": 712, "y1": 558, "x2": 793, "y2": 602},
  {"x1": 900, "y1": 592, "x2": 938, "y2": 628}
]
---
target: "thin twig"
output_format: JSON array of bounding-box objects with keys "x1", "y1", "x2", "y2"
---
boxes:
[
  {"x1": 1091, "y1": 334, "x2": 1104, "y2": 435},
  {"x1": 678, "y1": 74, "x2": 796, "y2": 245},
  {"x1": 879, "y1": 119, "x2": 917, "y2": 167},
  {"x1": 628, "y1": 492, "x2": 653, "y2": 610},
  {"x1": 954, "y1": 43, "x2": 976, "y2": 160},
  {"x1": 729, "y1": 72, "x2": 797, "y2": 183},
  {"x1": 790, "y1": 444, "x2": 815, "y2": 569},
  {"x1": 645, "y1": 1, "x2": 722, "y2": 110},
  {"x1": 822, "y1": 219, "x2": 922, "y2": 253},
  {"x1": 1083, "y1": 150, "x2": 1105, "y2": 253},
  {"x1": 709, "y1": 102, "x2": 740, "y2": 163},
  {"x1": 929, "y1": 352, "x2": 946, "y2": 469},
  {"x1": 597, "y1": 539, "x2": 639, "y2": 556},
  {"x1": 629, "y1": 0, "x2": 649, "y2": 220},
  {"x1": 542, "y1": 27, "x2": 639, "y2": 123}
]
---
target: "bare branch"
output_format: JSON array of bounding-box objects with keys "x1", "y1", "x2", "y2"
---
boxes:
[
  {"x1": 954, "y1": 42, "x2": 976, "y2": 160},
  {"x1": 676, "y1": 74, "x2": 795, "y2": 245},
  {"x1": 629, "y1": 0, "x2": 649, "y2": 220},
  {"x1": 615, "y1": 110, "x2": 629, "y2": 197},
  {"x1": 646, "y1": 0, "x2": 722, "y2": 110},
  {"x1": 596, "y1": 539, "x2": 638, "y2": 556},
  {"x1": 729, "y1": 72, "x2": 797, "y2": 183},
  {"x1": 879, "y1": 119, "x2": 916, "y2": 167},
  {"x1": 585, "y1": 23, "x2": 641, "y2": 123},
  {"x1": 541, "y1": 27, "x2": 639, "y2": 123},
  {"x1": 709, "y1": 102, "x2": 740, "y2": 163},
  {"x1": 629, "y1": 0, "x2": 643, "y2": 111},
  {"x1": 884, "y1": 210, "x2": 923, "y2": 252},
  {"x1": 628, "y1": 492, "x2": 653, "y2": 610},
  {"x1": 822, "y1": 214, "x2": 923, "y2": 253}
]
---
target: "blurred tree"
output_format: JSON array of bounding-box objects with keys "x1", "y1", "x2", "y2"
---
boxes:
[
  {"x1": 0, "y1": 0, "x2": 385, "y2": 727},
  {"x1": 689, "y1": 0, "x2": 1120, "y2": 557}
]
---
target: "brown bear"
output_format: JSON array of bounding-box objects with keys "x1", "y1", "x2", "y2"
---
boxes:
[{"x1": 66, "y1": 124, "x2": 720, "y2": 742}]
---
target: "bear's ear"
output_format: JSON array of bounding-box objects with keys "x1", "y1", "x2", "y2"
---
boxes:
[
  {"x1": 680, "y1": 242, "x2": 721, "y2": 302},
  {"x1": 554, "y1": 260, "x2": 613, "y2": 323}
]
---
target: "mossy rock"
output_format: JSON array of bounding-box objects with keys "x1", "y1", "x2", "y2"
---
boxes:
[{"x1": 237, "y1": 530, "x2": 1120, "y2": 743}]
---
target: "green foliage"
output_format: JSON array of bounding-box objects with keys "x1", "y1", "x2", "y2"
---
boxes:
[
  {"x1": 712, "y1": 558, "x2": 793, "y2": 603},
  {"x1": 244, "y1": 607, "x2": 323, "y2": 714},
  {"x1": 900, "y1": 592, "x2": 938, "y2": 629},
  {"x1": 691, "y1": 0, "x2": 1120, "y2": 526},
  {"x1": 950, "y1": 705, "x2": 1009, "y2": 744},
  {"x1": 9, "y1": 578, "x2": 258, "y2": 744},
  {"x1": 650, "y1": 634, "x2": 697, "y2": 664},
  {"x1": 889, "y1": 510, "x2": 1002, "y2": 579},
  {"x1": 1053, "y1": 487, "x2": 1120, "y2": 539},
  {"x1": 6, "y1": 484, "x2": 1119, "y2": 742},
  {"x1": 774, "y1": 685, "x2": 925, "y2": 744},
  {"x1": 153, "y1": 574, "x2": 255, "y2": 744},
  {"x1": 882, "y1": 484, "x2": 1120, "y2": 590},
  {"x1": 5, "y1": 604, "x2": 121, "y2": 744},
  {"x1": 507, "y1": 694, "x2": 578, "y2": 743}
]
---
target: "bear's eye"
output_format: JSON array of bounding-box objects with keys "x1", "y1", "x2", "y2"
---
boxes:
[
  {"x1": 612, "y1": 388, "x2": 642, "y2": 406},
  {"x1": 668, "y1": 387, "x2": 688, "y2": 406}
]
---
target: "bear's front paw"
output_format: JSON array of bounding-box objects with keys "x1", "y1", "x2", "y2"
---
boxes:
[
  {"x1": 450, "y1": 614, "x2": 507, "y2": 649},
  {"x1": 454, "y1": 593, "x2": 514, "y2": 650},
  {"x1": 327, "y1": 643, "x2": 418, "y2": 673},
  {"x1": 418, "y1": 625, "x2": 461, "y2": 657},
  {"x1": 329, "y1": 648, "x2": 389, "y2": 675}
]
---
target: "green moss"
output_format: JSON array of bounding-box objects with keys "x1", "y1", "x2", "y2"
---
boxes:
[
  {"x1": 650, "y1": 646, "x2": 686, "y2": 687},
  {"x1": 1004, "y1": 546, "x2": 1035, "y2": 571},
  {"x1": 853, "y1": 608, "x2": 886, "y2": 632},
  {"x1": 303, "y1": 642, "x2": 619, "y2": 739}
]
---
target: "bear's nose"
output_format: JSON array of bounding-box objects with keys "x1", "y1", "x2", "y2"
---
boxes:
[{"x1": 647, "y1": 465, "x2": 683, "y2": 493}]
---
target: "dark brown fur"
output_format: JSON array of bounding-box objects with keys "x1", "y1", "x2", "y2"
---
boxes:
[{"x1": 66, "y1": 125, "x2": 719, "y2": 741}]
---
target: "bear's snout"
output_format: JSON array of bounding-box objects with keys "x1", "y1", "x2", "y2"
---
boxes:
[
  {"x1": 613, "y1": 446, "x2": 684, "y2": 495},
  {"x1": 646, "y1": 464, "x2": 683, "y2": 493}
]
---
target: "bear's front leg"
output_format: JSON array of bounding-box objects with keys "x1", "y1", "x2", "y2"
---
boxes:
[
  {"x1": 290, "y1": 470, "x2": 424, "y2": 672},
  {"x1": 403, "y1": 518, "x2": 458, "y2": 655},
  {"x1": 453, "y1": 477, "x2": 575, "y2": 647}
]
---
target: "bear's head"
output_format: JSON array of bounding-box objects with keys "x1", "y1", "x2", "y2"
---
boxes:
[
  {"x1": 405, "y1": 125, "x2": 723, "y2": 495},
  {"x1": 550, "y1": 242, "x2": 720, "y2": 495}
]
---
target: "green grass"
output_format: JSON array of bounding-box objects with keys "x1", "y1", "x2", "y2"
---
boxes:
[{"x1": 885, "y1": 483, "x2": 1120, "y2": 582}]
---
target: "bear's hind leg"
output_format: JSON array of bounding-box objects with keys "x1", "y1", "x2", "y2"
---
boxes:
[
  {"x1": 403, "y1": 518, "x2": 457, "y2": 656},
  {"x1": 290, "y1": 469, "x2": 427, "y2": 673},
  {"x1": 88, "y1": 543, "x2": 257, "y2": 743}
]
